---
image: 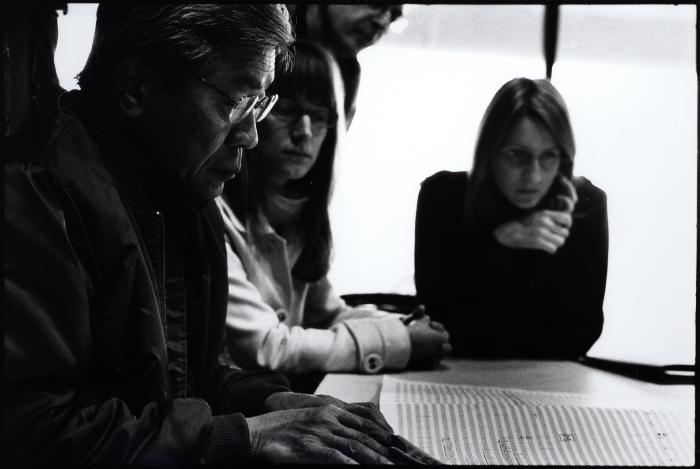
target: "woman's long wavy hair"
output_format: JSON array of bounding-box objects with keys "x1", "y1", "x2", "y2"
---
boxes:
[
  {"x1": 464, "y1": 77, "x2": 576, "y2": 231},
  {"x1": 224, "y1": 40, "x2": 345, "y2": 282}
]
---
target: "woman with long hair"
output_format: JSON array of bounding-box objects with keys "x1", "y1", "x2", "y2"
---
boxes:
[
  {"x1": 219, "y1": 40, "x2": 450, "y2": 375},
  {"x1": 415, "y1": 77, "x2": 608, "y2": 358}
]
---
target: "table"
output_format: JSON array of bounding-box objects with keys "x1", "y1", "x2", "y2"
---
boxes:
[
  {"x1": 317, "y1": 358, "x2": 694, "y2": 465},
  {"x1": 316, "y1": 358, "x2": 693, "y2": 409}
]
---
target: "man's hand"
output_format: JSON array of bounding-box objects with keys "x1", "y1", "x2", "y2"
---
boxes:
[
  {"x1": 264, "y1": 391, "x2": 393, "y2": 433},
  {"x1": 407, "y1": 315, "x2": 451, "y2": 369},
  {"x1": 493, "y1": 209, "x2": 572, "y2": 254},
  {"x1": 246, "y1": 405, "x2": 394, "y2": 464}
]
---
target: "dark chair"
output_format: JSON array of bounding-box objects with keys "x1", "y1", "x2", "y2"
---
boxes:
[{"x1": 341, "y1": 293, "x2": 419, "y2": 316}]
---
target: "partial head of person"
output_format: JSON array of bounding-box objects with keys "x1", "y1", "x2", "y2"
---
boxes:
[
  {"x1": 300, "y1": 4, "x2": 403, "y2": 57},
  {"x1": 77, "y1": 4, "x2": 294, "y2": 201},
  {"x1": 226, "y1": 39, "x2": 345, "y2": 282},
  {"x1": 466, "y1": 78, "x2": 575, "y2": 225}
]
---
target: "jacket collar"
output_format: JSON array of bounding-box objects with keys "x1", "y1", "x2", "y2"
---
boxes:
[
  {"x1": 217, "y1": 196, "x2": 247, "y2": 233},
  {"x1": 65, "y1": 90, "x2": 206, "y2": 213}
]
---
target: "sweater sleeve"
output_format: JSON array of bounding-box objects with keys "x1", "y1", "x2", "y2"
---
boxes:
[
  {"x1": 539, "y1": 182, "x2": 607, "y2": 356},
  {"x1": 484, "y1": 180, "x2": 608, "y2": 357},
  {"x1": 416, "y1": 172, "x2": 607, "y2": 358},
  {"x1": 208, "y1": 340, "x2": 290, "y2": 417},
  {"x1": 414, "y1": 172, "x2": 465, "y2": 325},
  {"x1": 305, "y1": 277, "x2": 411, "y2": 372},
  {"x1": 3, "y1": 164, "x2": 249, "y2": 465}
]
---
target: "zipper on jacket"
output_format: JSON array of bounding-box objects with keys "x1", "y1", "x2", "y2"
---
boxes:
[{"x1": 156, "y1": 210, "x2": 168, "y2": 342}]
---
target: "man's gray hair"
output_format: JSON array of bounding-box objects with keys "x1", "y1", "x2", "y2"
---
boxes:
[{"x1": 78, "y1": 4, "x2": 294, "y2": 95}]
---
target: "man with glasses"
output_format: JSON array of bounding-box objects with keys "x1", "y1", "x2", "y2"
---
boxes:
[
  {"x1": 4, "y1": 4, "x2": 396, "y2": 465},
  {"x1": 288, "y1": 4, "x2": 403, "y2": 125}
]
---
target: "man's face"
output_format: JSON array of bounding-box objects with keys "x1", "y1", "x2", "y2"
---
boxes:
[
  {"x1": 138, "y1": 47, "x2": 276, "y2": 200},
  {"x1": 324, "y1": 4, "x2": 403, "y2": 56}
]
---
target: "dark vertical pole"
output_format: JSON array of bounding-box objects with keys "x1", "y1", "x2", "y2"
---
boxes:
[{"x1": 544, "y1": 4, "x2": 560, "y2": 80}]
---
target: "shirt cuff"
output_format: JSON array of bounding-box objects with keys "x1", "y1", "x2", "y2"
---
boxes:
[
  {"x1": 201, "y1": 413, "x2": 252, "y2": 463},
  {"x1": 344, "y1": 316, "x2": 411, "y2": 373},
  {"x1": 222, "y1": 370, "x2": 290, "y2": 417}
]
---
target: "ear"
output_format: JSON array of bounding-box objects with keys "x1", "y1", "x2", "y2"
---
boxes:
[{"x1": 114, "y1": 56, "x2": 151, "y2": 118}]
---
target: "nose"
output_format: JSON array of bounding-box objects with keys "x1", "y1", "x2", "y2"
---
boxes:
[
  {"x1": 291, "y1": 114, "x2": 313, "y2": 140},
  {"x1": 372, "y1": 10, "x2": 393, "y2": 30},
  {"x1": 226, "y1": 112, "x2": 258, "y2": 150},
  {"x1": 522, "y1": 160, "x2": 543, "y2": 185}
]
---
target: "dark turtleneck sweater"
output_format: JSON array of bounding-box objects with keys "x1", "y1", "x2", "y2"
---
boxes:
[{"x1": 415, "y1": 171, "x2": 608, "y2": 359}]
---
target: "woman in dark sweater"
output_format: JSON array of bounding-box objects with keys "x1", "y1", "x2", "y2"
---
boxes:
[{"x1": 415, "y1": 78, "x2": 608, "y2": 359}]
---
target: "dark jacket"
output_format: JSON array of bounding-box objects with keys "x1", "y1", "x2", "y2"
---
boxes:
[
  {"x1": 3, "y1": 91, "x2": 290, "y2": 465},
  {"x1": 0, "y1": 3, "x2": 65, "y2": 138},
  {"x1": 415, "y1": 171, "x2": 607, "y2": 359}
]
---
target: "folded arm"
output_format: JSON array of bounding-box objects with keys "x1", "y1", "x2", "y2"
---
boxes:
[{"x1": 224, "y1": 239, "x2": 410, "y2": 373}]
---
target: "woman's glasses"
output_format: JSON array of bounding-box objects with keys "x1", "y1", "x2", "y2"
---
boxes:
[
  {"x1": 498, "y1": 147, "x2": 561, "y2": 171},
  {"x1": 270, "y1": 98, "x2": 338, "y2": 134},
  {"x1": 191, "y1": 74, "x2": 278, "y2": 124}
]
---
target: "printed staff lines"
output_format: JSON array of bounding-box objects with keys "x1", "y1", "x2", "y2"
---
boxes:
[{"x1": 381, "y1": 377, "x2": 693, "y2": 466}]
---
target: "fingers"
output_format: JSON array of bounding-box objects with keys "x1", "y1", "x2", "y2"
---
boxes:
[
  {"x1": 530, "y1": 212, "x2": 571, "y2": 253},
  {"x1": 532, "y1": 236, "x2": 558, "y2": 254},
  {"x1": 499, "y1": 210, "x2": 572, "y2": 254},
  {"x1": 406, "y1": 315, "x2": 430, "y2": 332},
  {"x1": 556, "y1": 195, "x2": 575, "y2": 213},
  {"x1": 333, "y1": 427, "x2": 391, "y2": 461},
  {"x1": 320, "y1": 433, "x2": 392, "y2": 464},
  {"x1": 343, "y1": 402, "x2": 394, "y2": 433},
  {"x1": 544, "y1": 210, "x2": 573, "y2": 229},
  {"x1": 309, "y1": 446, "x2": 359, "y2": 464},
  {"x1": 315, "y1": 396, "x2": 390, "y2": 430},
  {"x1": 554, "y1": 176, "x2": 578, "y2": 213},
  {"x1": 335, "y1": 407, "x2": 394, "y2": 447},
  {"x1": 536, "y1": 226, "x2": 566, "y2": 249},
  {"x1": 559, "y1": 175, "x2": 579, "y2": 204}
]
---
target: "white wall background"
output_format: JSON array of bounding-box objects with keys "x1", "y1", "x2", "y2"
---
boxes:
[
  {"x1": 55, "y1": 4, "x2": 696, "y2": 366},
  {"x1": 327, "y1": 5, "x2": 696, "y2": 366}
]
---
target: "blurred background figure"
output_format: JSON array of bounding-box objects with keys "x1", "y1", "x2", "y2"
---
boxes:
[
  {"x1": 220, "y1": 40, "x2": 450, "y2": 385},
  {"x1": 1, "y1": 3, "x2": 65, "y2": 140},
  {"x1": 415, "y1": 77, "x2": 608, "y2": 358},
  {"x1": 288, "y1": 4, "x2": 403, "y2": 125}
]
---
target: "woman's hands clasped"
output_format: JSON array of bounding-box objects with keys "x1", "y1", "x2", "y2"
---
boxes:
[
  {"x1": 493, "y1": 176, "x2": 578, "y2": 254},
  {"x1": 405, "y1": 307, "x2": 452, "y2": 369}
]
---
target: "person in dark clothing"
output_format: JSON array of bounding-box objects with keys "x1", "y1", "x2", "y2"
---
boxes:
[
  {"x1": 3, "y1": 4, "x2": 396, "y2": 465},
  {"x1": 287, "y1": 4, "x2": 403, "y2": 125},
  {"x1": 415, "y1": 78, "x2": 608, "y2": 359},
  {"x1": 0, "y1": 3, "x2": 65, "y2": 139}
]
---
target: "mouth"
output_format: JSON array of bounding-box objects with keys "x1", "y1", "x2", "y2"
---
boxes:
[
  {"x1": 214, "y1": 148, "x2": 243, "y2": 179},
  {"x1": 233, "y1": 148, "x2": 243, "y2": 173},
  {"x1": 516, "y1": 188, "x2": 539, "y2": 196},
  {"x1": 283, "y1": 149, "x2": 312, "y2": 159}
]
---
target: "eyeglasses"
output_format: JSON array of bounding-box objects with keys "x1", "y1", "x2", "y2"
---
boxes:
[
  {"x1": 366, "y1": 4, "x2": 404, "y2": 22},
  {"x1": 191, "y1": 74, "x2": 278, "y2": 124},
  {"x1": 498, "y1": 148, "x2": 562, "y2": 171},
  {"x1": 270, "y1": 98, "x2": 337, "y2": 134}
]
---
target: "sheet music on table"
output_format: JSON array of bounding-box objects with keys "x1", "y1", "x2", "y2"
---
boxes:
[{"x1": 379, "y1": 376, "x2": 693, "y2": 466}]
